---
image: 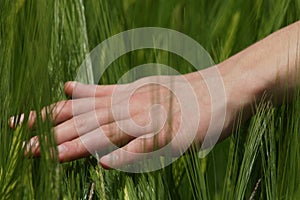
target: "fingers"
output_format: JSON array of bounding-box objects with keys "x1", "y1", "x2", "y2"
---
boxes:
[
  {"x1": 57, "y1": 122, "x2": 136, "y2": 162},
  {"x1": 21, "y1": 107, "x2": 116, "y2": 154},
  {"x1": 53, "y1": 109, "x2": 112, "y2": 144},
  {"x1": 18, "y1": 78, "x2": 182, "y2": 165},
  {"x1": 99, "y1": 134, "x2": 166, "y2": 169},
  {"x1": 51, "y1": 109, "x2": 157, "y2": 162},
  {"x1": 46, "y1": 98, "x2": 112, "y2": 125},
  {"x1": 64, "y1": 81, "x2": 117, "y2": 98},
  {"x1": 24, "y1": 121, "x2": 134, "y2": 162},
  {"x1": 23, "y1": 136, "x2": 40, "y2": 156},
  {"x1": 9, "y1": 113, "x2": 26, "y2": 128},
  {"x1": 56, "y1": 138, "x2": 90, "y2": 162},
  {"x1": 98, "y1": 117, "x2": 183, "y2": 169},
  {"x1": 20, "y1": 88, "x2": 158, "y2": 161},
  {"x1": 53, "y1": 104, "x2": 154, "y2": 145},
  {"x1": 11, "y1": 81, "x2": 118, "y2": 128},
  {"x1": 64, "y1": 80, "x2": 167, "y2": 99},
  {"x1": 10, "y1": 104, "x2": 67, "y2": 129},
  {"x1": 11, "y1": 96, "x2": 113, "y2": 129}
]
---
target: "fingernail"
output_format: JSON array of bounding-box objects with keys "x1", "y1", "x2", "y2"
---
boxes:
[
  {"x1": 22, "y1": 141, "x2": 26, "y2": 149},
  {"x1": 23, "y1": 137, "x2": 40, "y2": 155},
  {"x1": 19, "y1": 114, "x2": 24, "y2": 124},
  {"x1": 9, "y1": 116, "x2": 15, "y2": 127},
  {"x1": 100, "y1": 154, "x2": 118, "y2": 169},
  {"x1": 29, "y1": 137, "x2": 39, "y2": 151},
  {"x1": 67, "y1": 81, "x2": 76, "y2": 88},
  {"x1": 29, "y1": 137, "x2": 36, "y2": 146},
  {"x1": 100, "y1": 156, "x2": 111, "y2": 169},
  {"x1": 57, "y1": 145, "x2": 66, "y2": 154},
  {"x1": 9, "y1": 114, "x2": 24, "y2": 127}
]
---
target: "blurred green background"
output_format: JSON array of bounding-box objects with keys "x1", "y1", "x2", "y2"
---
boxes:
[{"x1": 1, "y1": 0, "x2": 300, "y2": 199}]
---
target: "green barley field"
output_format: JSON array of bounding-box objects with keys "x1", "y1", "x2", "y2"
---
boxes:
[{"x1": 1, "y1": 0, "x2": 300, "y2": 199}]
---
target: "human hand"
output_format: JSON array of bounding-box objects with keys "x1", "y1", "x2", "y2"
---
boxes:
[
  {"x1": 11, "y1": 66, "x2": 250, "y2": 171},
  {"x1": 10, "y1": 21, "x2": 300, "y2": 171}
]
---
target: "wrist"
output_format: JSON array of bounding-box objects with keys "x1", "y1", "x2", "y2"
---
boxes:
[{"x1": 217, "y1": 58, "x2": 270, "y2": 119}]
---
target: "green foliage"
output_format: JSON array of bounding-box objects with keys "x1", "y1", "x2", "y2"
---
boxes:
[{"x1": 0, "y1": 0, "x2": 300, "y2": 199}]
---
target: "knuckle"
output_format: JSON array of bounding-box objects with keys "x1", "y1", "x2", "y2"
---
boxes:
[
  {"x1": 72, "y1": 117, "x2": 88, "y2": 135},
  {"x1": 102, "y1": 123, "x2": 126, "y2": 146},
  {"x1": 101, "y1": 124, "x2": 114, "y2": 138},
  {"x1": 63, "y1": 140, "x2": 83, "y2": 155},
  {"x1": 56, "y1": 100, "x2": 72, "y2": 118}
]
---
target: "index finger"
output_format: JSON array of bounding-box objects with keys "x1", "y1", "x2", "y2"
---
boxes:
[{"x1": 64, "y1": 81, "x2": 117, "y2": 98}]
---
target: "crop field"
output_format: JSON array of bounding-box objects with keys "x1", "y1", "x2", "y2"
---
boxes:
[{"x1": 1, "y1": 0, "x2": 300, "y2": 199}]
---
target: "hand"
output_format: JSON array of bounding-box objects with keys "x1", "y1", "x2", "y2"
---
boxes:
[
  {"x1": 10, "y1": 21, "x2": 300, "y2": 170},
  {"x1": 16, "y1": 66, "x2": 243, "y2": 170}
]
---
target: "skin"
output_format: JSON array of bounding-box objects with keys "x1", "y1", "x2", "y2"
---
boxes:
[{"x1": 12, "y1": 20, "x2": 300, "y2": 169}]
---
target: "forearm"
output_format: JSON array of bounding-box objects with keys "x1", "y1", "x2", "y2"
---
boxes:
[{"x1": 219, "y1": 20, "x2": 300, "y2": 111}]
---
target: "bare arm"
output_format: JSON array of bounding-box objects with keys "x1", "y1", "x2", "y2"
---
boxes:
[
  {"x1": 16, "y1": 21, "x2": 300, "y2": 170},
  {"x1": 220, "y1": 20, "x2": 300, "y2": 108}
]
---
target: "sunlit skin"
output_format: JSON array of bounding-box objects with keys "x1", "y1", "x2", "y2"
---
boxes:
[{"x1": 12, "y1": 20, "x2": 300, "y2": 169}]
